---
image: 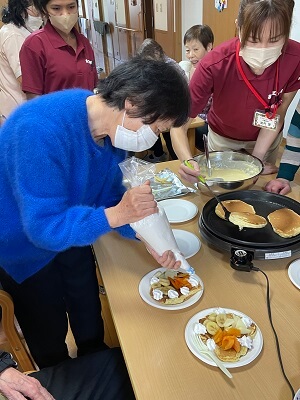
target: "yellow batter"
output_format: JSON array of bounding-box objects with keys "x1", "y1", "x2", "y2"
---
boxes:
[{"x1": 207, "y1": 168, "x2": 257, "y2": 182}]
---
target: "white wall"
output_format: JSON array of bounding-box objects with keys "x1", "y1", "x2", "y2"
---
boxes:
[
  {"x1": 181, "y1": 0, "x2": 203, "y2": 60},
  {"x1": 181, "y1": 0, "x2": 300, "y2": 136}
]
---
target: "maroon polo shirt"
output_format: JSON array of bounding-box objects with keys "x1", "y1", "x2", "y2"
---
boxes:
[
  {"x1": 189, "y1": 37, "x2": 300, "y2": 141},
  {"x1": 20, "y1": 21, "x2": 98, "y2": 94}
]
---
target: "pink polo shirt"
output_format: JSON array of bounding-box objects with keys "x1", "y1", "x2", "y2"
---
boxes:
[
  {"x1": 190, "y1": 37, "x2": 300, "y2": 141},
  {"x1": 20, "y1": 21, "x2": 97, "y2": 94}
]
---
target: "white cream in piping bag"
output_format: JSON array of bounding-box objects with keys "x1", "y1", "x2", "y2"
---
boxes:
[{"x1": 130, "y1": 206, "x2": 195, "y2": 274}]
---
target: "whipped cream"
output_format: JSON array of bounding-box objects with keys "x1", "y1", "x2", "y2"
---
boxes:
[
  {"x1": 180, "y1": 286, "x2": 190, "y2": 296},
  {"x1": 188, "y1": 276, "x2": 199, "y2": 287},
  {"x1": 214, "y1": 307, "x2": 226, "y2": 315},
  {"x1": 150, "y1": 276, "x2": 159, "y2": 285},
  {"x1": 152, "y1": 289, "x2": 163, "y2": 301},
  {"x1": 194, "y1": 322, "x2": 207, "y2": 335},
  {"x1": 238, "y1": 335, "x2": 253, "y2": 349},
  {"x1": 168, "y1": 289, "x2": 179, "y2": 299}
]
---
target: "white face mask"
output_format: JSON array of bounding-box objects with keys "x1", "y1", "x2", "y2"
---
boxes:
[
  {"x1": 49, "y1": 13, "x2": 78, "y2": 34},
  {"x1": 26, "y1": 14, "x2": 43, "y2": 32},
  {"x1": 239, "y1": 44, "x2": 283, "y2": 71},
  {"x1": 113, "y1": 112, "x2": 158, "y2": 151}
]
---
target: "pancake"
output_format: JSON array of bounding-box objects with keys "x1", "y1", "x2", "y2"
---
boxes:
[
  {"x1": 215, "y1": 200, "x2": 255, "y2": 220},
  {"x1": 229, "y1": 212, "x2": 267, "y2": 230},
  {"x1": 267, "y1": 208, "x2": 300, "y2": 238},
  {"x1": 150, "y1": 271, "x2": 202, "y2": 305}
]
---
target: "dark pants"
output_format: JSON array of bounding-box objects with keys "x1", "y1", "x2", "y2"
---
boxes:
[
  {"x1": 0, "y1": 246, "x2": 105, "y2": 368},
  {"x1": 31, "y1": 348, "x2": 136, "y2": 400}
]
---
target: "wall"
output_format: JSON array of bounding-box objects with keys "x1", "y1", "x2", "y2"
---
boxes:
[{"x1": 181, "y1": 0, "x2": 203, "y2": 60}]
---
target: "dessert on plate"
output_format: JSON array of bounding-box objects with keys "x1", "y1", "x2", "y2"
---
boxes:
[
  {"x1": 195, "y1": 308, "x2": 257, "y2": 362},
  {"x1": 150, "y1": 269, "x2": 202, "y2": 305}
]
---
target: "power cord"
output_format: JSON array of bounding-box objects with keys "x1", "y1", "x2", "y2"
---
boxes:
[{"x1": 230, "y1": 249, "x2": 295, "y2": 399}]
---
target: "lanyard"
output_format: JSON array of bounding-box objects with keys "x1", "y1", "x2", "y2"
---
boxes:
[{"x1": 235, "y1": 41, "x2": 280, "y2": 119}]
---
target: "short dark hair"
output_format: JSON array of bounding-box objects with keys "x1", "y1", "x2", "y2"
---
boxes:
[
  {"x1": 183, "y1": 25, "x2": 214, "y2": 50},
  {"x1": 96, "y1": 56, "x2": 190, "y2": 127},
  {"x1": 1, "y1": 0, "x2": 32, "y2": 27},
  {"x1": 136, "y1": 39, "x2": 165, "y2": 61},
  {"x1": 33, "y1": 0, "x2": 78, "y2": 15},
  {"x1": 237, "y1": 0, "x2": 294, "y2": 47}
]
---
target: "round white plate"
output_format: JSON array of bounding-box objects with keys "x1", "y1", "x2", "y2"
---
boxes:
[
  {"x1": 159, "y1": 199, "x2": 198, "y2": 223},
  {"x1": 138, "y1": 268, "x2": 204, "y2": 310},
  {"x1": 185, "y1": 307, "x2": 263, "y2": 368},
  {"x1": 173, "y1": 229, "x2": 201, "y2": 259},
  {"x1": 288, "y1": 259, "x2": 300, "y2": 290}
]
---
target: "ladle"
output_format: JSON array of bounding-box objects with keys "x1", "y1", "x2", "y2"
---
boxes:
[
  {"x1": 184, "y1": 160, "x2": 230, "y2": 221},
  {"x1": 203, "y1": 134, "x2": 212, "y2": 177}
]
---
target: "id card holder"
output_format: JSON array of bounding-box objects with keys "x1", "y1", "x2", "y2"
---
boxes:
[{"x1": 252, "y1": 110, "x2": 280, "y2": 131}]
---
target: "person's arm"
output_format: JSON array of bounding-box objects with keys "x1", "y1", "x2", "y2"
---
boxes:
[
  {"x1": 252, "y1": 91, "x2": 297, "y2": 174},
  {"x1": 0, "y1": 351, "x2": 53, "y2": 400},
  {"x1": 265, "y1": 102, "x2": 300, "y2": 194},
  {"x1": 170, "y1": 118, "x2": 193, "y2": 162},
  {"x1": 170, "y1": 119, "x2": 201, "y2": 184},
  {"x1": 19, "y1": 36, "x2": 44, "y2": 97}
]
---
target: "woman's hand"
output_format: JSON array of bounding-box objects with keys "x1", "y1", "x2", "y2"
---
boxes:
[
  {"x1": 264, "y1": 178, "x2": 291, "y2": 195},
  {"x1": 178, "y1": 159, "x2": 201, "y2": 183},
  {"x1": 136, "y1": 234, "x2": 181, "y2": 269},
  {"x1": 105, "y1": 180, "x2": 158, "y2": 228},
  {"x1": 148, "y1": 248, "x2": 181, "y2": 269},
  {"x1": 0, "y1": 368, "x2": 54, "y2": 400}
]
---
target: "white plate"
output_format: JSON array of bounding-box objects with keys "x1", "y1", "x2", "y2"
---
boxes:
[
  {"x1": 185, "y1": 307, "x2": 263, "y2": 368},
  {"x1": 288, "y1": 259, "x2": 300, "y2": 290},
  {"x1": 139, "y1": 268, "x2": 204, "y2": 310},
  {"x1": 173, "y1": 229, "x2": 201, "y2": 259},
  {"x1": 159, "y1": 199, "x2": 198, "y2": 223}
]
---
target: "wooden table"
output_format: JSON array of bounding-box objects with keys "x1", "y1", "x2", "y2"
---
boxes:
[{"x1": 93, "y1": 161, "x2": 300, "y2": 400}]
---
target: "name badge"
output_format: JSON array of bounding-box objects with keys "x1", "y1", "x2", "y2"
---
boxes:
[{"x1": 252, "y1": 110, "x2": 280, "y2": 131}]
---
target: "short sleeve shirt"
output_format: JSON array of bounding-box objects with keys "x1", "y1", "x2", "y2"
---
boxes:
[
  {"x1": 20, "y1": 21, "x2": 98, "y2": 94},
  {"x1": 189, "y1": 38, "x2": 300, "y2": 141},
  {"x1": 0, "y1": 23, "x2": 30, "y2": 117}
]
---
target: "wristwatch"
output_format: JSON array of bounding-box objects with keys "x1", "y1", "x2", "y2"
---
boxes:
[{"x1": 0, "y1": 351, "x2": 18, "y2": 374}]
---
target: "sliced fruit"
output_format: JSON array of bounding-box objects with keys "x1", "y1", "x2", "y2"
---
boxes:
[
  {"x1": 216, "y1": 313, "x2": 227, "y2": 327},
  {"x1": 206, "y1": 321, "x2": 220, "y2": 335}
]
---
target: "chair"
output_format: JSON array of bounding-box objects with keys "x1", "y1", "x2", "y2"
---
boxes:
[{"x1": 0, "y1": 290, "x2": 35, "y2": 372}]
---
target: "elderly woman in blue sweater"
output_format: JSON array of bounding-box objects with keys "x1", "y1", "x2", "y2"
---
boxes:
[{"x1": 0, "y1": 56, "x2": 190, "y2": 369}]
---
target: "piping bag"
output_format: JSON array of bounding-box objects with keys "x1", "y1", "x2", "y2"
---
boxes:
[{"x1": 119, "y1": 157, "x2": 195, "y2": 274}]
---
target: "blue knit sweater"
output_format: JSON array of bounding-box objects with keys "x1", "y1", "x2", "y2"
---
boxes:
[{"x1": 0, "y1": 89, "x2": 136, "y2": 283}]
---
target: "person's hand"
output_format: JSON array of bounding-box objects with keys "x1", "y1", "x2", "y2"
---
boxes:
[
  {"x1": 105, "y1": 180, "x2": 158, "y2": 228},
  {"x1": 148, "y1": 248, "x2": 181, "y2": 269},
  {"x1": 261, "y1": 162, "x2": 278, "y2": 175},
  {"x1": 264, "y1": 178, "x2": 291, "y2": 195},
  {"x1": 0, "y1": 367, "x2": 54, "y2": 400},
  {"x1": 178, "y1": 159, "x2": 201, "y2": 183},
  {"x1": 136, "y1": 234, "x2": 181, "y2": 269}
]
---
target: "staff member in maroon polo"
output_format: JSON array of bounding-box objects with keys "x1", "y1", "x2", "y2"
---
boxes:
[
  {"x1": 170, "y1": 0, "x2": 300, "y2": 183},
  {"x1": 20, "y1": 0, "x2": 97, "y2": 98}
]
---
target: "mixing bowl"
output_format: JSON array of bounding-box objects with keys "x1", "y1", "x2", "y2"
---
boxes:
[{"x1": 193, "y1": 151, "x2": 263, "y2": 195}]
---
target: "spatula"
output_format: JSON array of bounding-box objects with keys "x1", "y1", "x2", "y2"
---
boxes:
[{"x1": 184, "y1": 160, "x2": 231, "y2": 221}]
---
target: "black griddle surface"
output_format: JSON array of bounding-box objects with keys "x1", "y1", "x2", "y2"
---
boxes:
[{"x1": 200, "y1": 190, "x2": 300, "y2": 249}]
